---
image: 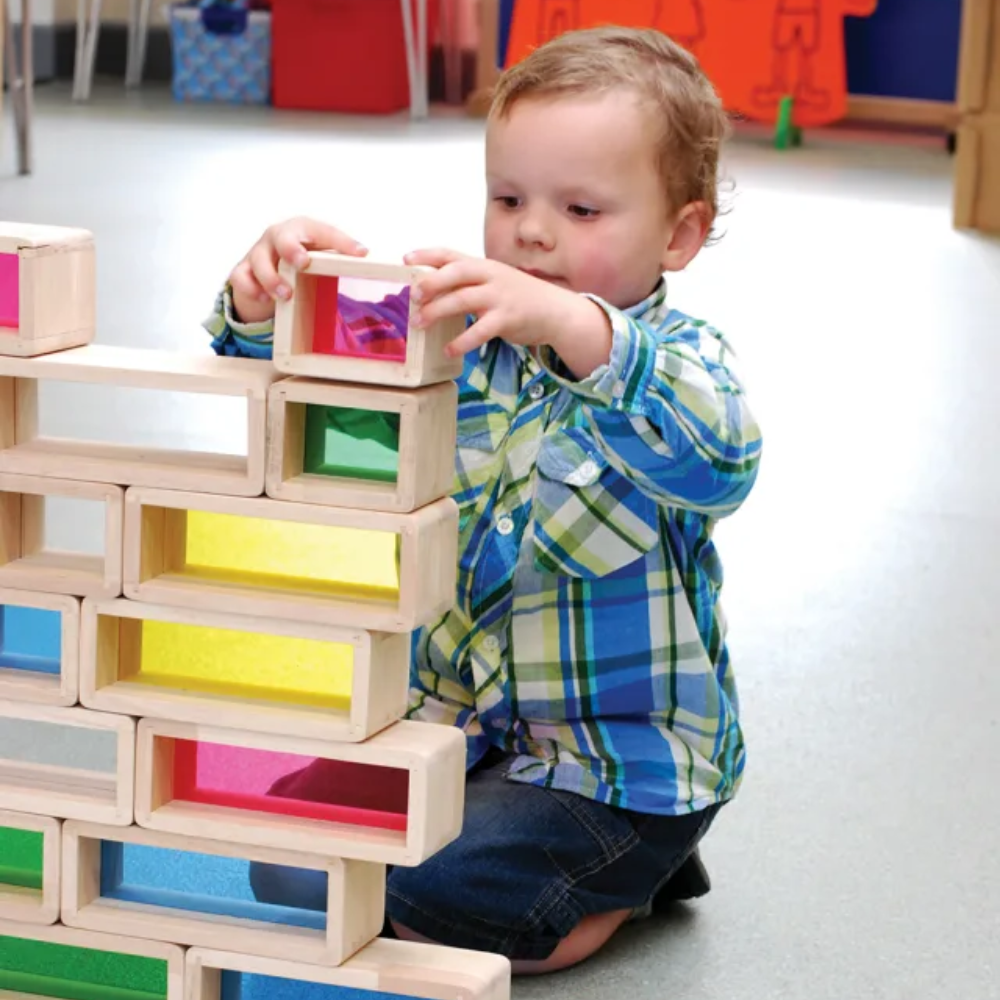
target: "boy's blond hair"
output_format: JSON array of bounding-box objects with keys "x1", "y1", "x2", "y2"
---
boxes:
[{"x1": 490, "y1": 26, "x2": 730, "y2": 223}]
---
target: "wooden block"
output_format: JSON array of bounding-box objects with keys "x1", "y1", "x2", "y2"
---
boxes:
[
  {"x1": 80, "y1": 598, "x2": 410, "y2": 743},
  {"x1": 0, "y1": 917, "x2": 185, "y2": 1000},
  {"x1": 62, "y1": 820, "x2": 385, "y2": 966},
  {"x1": 0, "y1": 811, "x2": 60, "y2": 925},
  {"x1": 0, "y1": 223, "x2": 95, "y2": 358},
  {"x1": 135, "y1": 717, "x2": 466, "y2": 866},
  {"x1": 957, "y1": 0, "x2": 1000, "y2": 114},
  {"x1": 266, "y1": 377, "x2": 458, "y2": 514},
  {"x1": 0, "y1": 345, "x2": 281, "y2": 496},
  {"x1": 123, "y1": 486, "x2": 458, "y2": 632},
  {"x1": 954, "y1": 113, "x2": 1000, "y2": 233},
  {"x1": 0, "y1": 700, "x2": 135, "y2": 825},
  {"x1": 0, "y1": 474, "x2": 123, "y2": 598},
  {"x1": 186, "y1": 941, "x2": 511, "y2": 1000},
  {"x1": 273, "y1": 252, "x2": 465, "y2": 388},
  {"x1": 0, "y1": 588, "x2": 80, "y2": 706}
]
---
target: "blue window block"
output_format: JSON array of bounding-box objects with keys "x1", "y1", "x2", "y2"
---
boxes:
[
  {"x1": 100, "y1": 842, "x2": 326, "y2": 931},
  {"x1": 0, "y1": 605, "x2": 62, "y2": 674}
]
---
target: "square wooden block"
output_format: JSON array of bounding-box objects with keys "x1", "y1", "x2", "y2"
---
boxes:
[
  {"x1": 0, "y1": 346, "x2": 282, "y2": 495},
  {"x1": 135, "y1": 716, "x2": 466, "y2": 867},
  {"x1": 0, "y1": 917, "x2": 185, "y2": 1000},
  {"x1": 0, "y1": 810, "x2": 61, "y2": 925},
  {"x1": 62, "y1": 820, "x2": 385, "y2": 965},
  {"x1": 273, "y1": 252, "x2": 464, "y2": 388},
  {"x1": 185, "y1": 941, "x2": 511, "y2": 1000},
  {"x1": 80, "y1": 598, "x2": 410, "y2": 742},
  {"x1": 0, "y1": 223, "x2": 96, "y2": 358},
  {"x1": 0, "y1": 588, "x2": 80, "y2": 706},
  {"x1": 0, "y1": 700, "x2": 135, "y2": 825},
  {"x1": 267, "y1": 376, "x2": 457, "y2": 513},
  {"x1": 0, "y1": 473, "x2": 123, "y2": 598},
  {"x1": 123, "y1": 486, "x2": 458, "y2": 633}
]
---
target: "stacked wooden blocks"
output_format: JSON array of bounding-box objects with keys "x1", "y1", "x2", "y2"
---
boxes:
[
  {"x1": 955, "y1": 0, "x2": 1000, "y2": 232},
  {"x1": 0, "y1": 222, "x2": 510, "y2": 1000}
]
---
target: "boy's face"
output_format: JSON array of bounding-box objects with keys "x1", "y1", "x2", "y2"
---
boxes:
[{"x1": 484, "y1": 90, "x2": 678, "y2": 309}]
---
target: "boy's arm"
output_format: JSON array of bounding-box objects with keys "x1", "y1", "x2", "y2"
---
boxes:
[
  {"x1": 539, "y1": 299, "x2": 762, "y2": 517},
  {"x1": 203, "y1": 284, "x2": 275, "y2": 359}
]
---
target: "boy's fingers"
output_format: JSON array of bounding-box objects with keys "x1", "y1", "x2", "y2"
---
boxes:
[
  {"x1": 412, "y1": 258, "x2": 486, "y2": 305},
  {"x1": 293, "y1": 220, "x2": 369, "y2": 260},
  {"x1": 444, "y1": 315, "x2": 497, "y2": 358},
  {"x1": 416, "y1": 284, "x2": 487, "y2": 328},
  {"x1": 248, "y1": 245, "x2": 288, "y2": 299},
  {"x1": 405, "y1": 247, "x2": 467, "y2": 269},
  {"x1": 230, "y1": 260, "x2": 269, "y2": 303}
]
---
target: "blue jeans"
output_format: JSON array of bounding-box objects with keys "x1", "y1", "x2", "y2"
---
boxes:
[{"x1": 250, "y1": 749, "x2": 720, "y2": 960}]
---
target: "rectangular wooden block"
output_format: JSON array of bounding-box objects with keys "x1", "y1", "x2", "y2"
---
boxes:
[
  {"x1": 0, "y1": 917, "x2": 185, "y2": 1000},
  {"x1": 267, "y1": 377, "x2": 458, "y2": 514},
  {"x1": 0, "y1": 811, "x2": 60, "y2": 925},
  {"x1": 135, "y1": 717, "x2": 466, "y2": 866},
  {"x1": 273, "y1": 253, "x2": 464, "y2": 388},
  {"x1": 957, "y1": 0, "x2": 1000, "y2": 114},
  {"x1": 954, "y1": 113, "x2": 1000, "y2": 233},
  {"x1": 0, "y1": 473, "x2": 123, "y2": 598},
  {"x1": 62, "y1": 820, "x2": 385, "y2": 966},
  {"x1": 0, "y1": 345, "x2": 282, "y2": 495},
  {"x1": 186, "y1": 941, "x2": 510, "y2": 1000},
  {"x1": 80, "y1": 598, "x2": 410, "y2": 742},
  {"x1": 0, "y1": 588, "x2": 80, "y2": 706},
  {"x1": 0, "y1": 700, "x2": 135, "y2": 824},
  {"x1": 0, "y1": 223, "x2": 96, "y2": 358},
  {"x1": 123, "y1": 486, "x2": 458, "y2": 632}
]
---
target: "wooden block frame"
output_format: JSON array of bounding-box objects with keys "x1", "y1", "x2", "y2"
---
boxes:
[
  {"x1": 957, "y1": 0, "x2": 1000, "y2": 115},
  {"x1": 0, "y1": 224, "x2": 95, "y2": 358},
  {"x1": 273, "y1": 252, "x2": 465, "y2": 388},
  {"x1": 0, "y1": 473, "x2": 123, "y2": 598},
  {"x1": 266, "y1": 376, "x2": 458, "y2": 513},
  {"x1": 0, "y1": 700, "x2": 135, "y2": 825},
  {"x1": 186, "y1": 941, "x2": 511, "y2": 1000},
  {"x1": 62, "y1": 820, "x2": 385, "y2": 965},
  {"x1": 135, "y1": 717, "x2": 466, "y2": 866},
  {"x1": 0, "y1": 346, "x2": 282, "y2": 496},
  {"x1": 0, "y1": 588, "x2": 80, "y2": 706},
  {"x1": 0, "y1": 810, "x2": 60, "y2": 925},
  {"x1": 123, "y1": 486, "x2": 458, "y2": 632},
  {"x1": 80, "y1": 598, "x2": 411, "y2": 742},
  {"x1": 954, "y1": 114, "x2": 1000, "y2": 233},
  {"x1": 0, "y1": 917, "x2": 185, "y2": 1000}
]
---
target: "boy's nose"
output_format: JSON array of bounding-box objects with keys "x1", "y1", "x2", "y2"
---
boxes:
[{"x1": 516, "y1": 212, "x2": 555, "y2": 251}]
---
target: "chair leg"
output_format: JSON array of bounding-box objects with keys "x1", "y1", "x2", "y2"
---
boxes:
[
  {"x1": 400, "y1": 0, "x2": 419, "y2": 118},
  {"x1": 73, "y1": 0, "x2": 103, "y2": 102},
  {"x1": 2, "y1": 0, "x2": 31, "y2": 174},
  {"x1": 126, "y1": 0, "x2": 151, "y2": 88}
]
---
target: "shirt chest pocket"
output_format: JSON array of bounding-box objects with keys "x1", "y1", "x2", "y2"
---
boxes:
[{"x1": 532, "y1": 428, "x2": 661, "y2": 578}]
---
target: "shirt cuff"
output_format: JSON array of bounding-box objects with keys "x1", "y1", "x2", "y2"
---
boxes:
[{"x1": 537, "y1": 294, "x2": 655, "y2": 414}]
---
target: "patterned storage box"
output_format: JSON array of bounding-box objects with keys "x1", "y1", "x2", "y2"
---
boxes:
[{"x1": 169, "y1": 2, "x2": 271, "y2": 104}]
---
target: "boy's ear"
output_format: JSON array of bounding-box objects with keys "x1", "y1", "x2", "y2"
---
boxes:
[{"x1": 662, "y1": 202, "x2": 712, "y2": 273}]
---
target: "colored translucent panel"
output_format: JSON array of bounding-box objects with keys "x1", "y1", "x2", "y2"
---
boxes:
[
  {"x1": 0, "y1": 254, "x2": 18, "y2": 329},
  {"x1": 0, "y1": 605, "x2": 62, "y2": 674},
  {"x1": 222, "y1": 971, "x2": 415, "y2": 1000},
  {"x1": 312, "y1": 276, "x2": 407, "y2": 362},
  {"x1": 0, "y1": 934, "x2": 168, "y2": 1000},
  {"x1": 0, "y1": 718, "x2": 117, "y2": 772},
  {"x1": 180, "y1": 511, "x2": 400, "y2": 601},
  {"x1": 133, "y1": 618, "x2": 353, "y2": 710},
  {"x1": 171, "y1": 740, "x2": 408, "y2": 833},
  {"x1": 0, "y1": 827, "x2": 44, "y2": 890},
  {"x1": 100, "y1": 841, "x2": 326, "y2": 931},
  {"x1": 303, "y1": 405, "x2": 399, "y2": 483}
]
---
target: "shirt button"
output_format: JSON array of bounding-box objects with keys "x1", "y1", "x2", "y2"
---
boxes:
[
  {"x1": 579, "y1": 459, "x2": 599, "y2": 480},
  {"x1": 483, "y1": 635, "x2": 500, "y2": 652},
  {"x1": 529, "y1": 383, "x2": 545, "y2": 400},
  {"x1": 612, "y1": 380, "x2": 626, "y2": 399},
  {"x1": 497, "y1": 516, "x2": 515, "y2": 536}
]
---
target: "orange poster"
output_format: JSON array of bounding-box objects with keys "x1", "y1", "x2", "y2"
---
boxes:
[{"x1": 504, "y1": 0, "x2": 879, "y2": 128}]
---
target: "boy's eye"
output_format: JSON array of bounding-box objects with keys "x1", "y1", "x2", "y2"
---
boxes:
[
  {"x1": 495, "y1": 196, "x2": 521, "y2": 209},
  {"x1": 568, "y1": 205, "x2": 600, "y2": 219}
]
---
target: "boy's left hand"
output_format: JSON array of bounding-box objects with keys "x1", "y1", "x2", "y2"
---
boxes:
[{"x1": 405, "y1": 248, "x2": 611, "y2": 375}]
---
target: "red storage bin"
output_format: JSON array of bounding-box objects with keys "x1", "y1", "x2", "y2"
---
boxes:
[{"x1": 272, "y1": 0, "x2": 437, "y2": 113}]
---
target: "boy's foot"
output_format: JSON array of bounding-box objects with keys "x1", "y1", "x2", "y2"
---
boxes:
[{"x1": 653, "y1": 848, "x2": 711, "y2": 908}]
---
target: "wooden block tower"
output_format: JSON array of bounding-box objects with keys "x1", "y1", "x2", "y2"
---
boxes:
[{"x1": 0, "y1": 222, "x2": 511, "y2": 1000}]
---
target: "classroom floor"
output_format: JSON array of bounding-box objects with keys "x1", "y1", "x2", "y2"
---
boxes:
[{"x1": 2, "y1": 83, "x2": 1000, "y2": 1000}]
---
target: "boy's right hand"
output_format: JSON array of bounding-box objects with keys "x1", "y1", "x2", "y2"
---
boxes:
[{"x1": 229, "y1": 217, "x2": 368, "y2": 324}]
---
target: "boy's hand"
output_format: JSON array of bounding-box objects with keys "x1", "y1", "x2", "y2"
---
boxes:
[
  {"x1": 405, "y1": 248, "x2": 612, "y2": 379},
  {"x1": 229, "y1": 217, "x2": 368, "y2": 325}
]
